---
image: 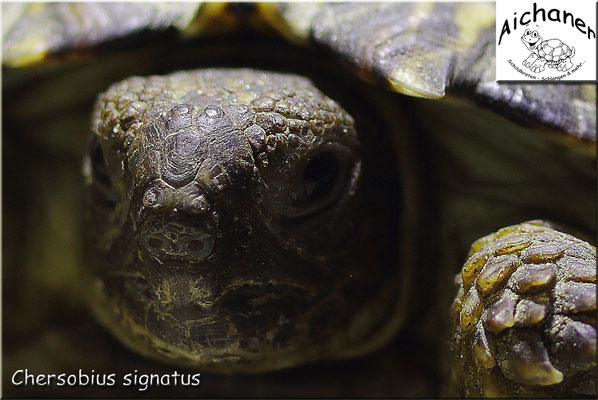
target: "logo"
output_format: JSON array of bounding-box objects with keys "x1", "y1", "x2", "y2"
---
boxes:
[{"x1": 496, "y1": 1, "x2": 596, "y2": 81}]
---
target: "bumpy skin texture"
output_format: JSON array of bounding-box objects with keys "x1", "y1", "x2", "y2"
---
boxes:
[
  {"x1": 85, "y1": 68, "x2": 400, "y2": 373},
  {"x1": 452, "y1": 221, "x2": 596, "y2": 397}
]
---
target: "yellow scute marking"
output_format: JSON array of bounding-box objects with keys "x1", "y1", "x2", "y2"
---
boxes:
[
  {"x1": 4, "y1": 34, "x2": 48, "y2": 67},
  {"x1": 455, "y1": 3, "x2": 495, "y2": 48}
]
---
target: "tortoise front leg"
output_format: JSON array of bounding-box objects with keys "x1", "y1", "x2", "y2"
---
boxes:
[
  {"x1": 450, "y1": 221, "x2": 596, "y2": 397},
  {"x1": 522, "y1": 53, "x2": 539, "y2": 69},
  {"x1": 529, "y1": 57, "x2": 547, "y2": 73},
  {"x1": 557, "y1": 59, "x2": 574, "y2": 72}
]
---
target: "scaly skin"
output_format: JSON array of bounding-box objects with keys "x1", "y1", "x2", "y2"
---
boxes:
[
  {"x1": 85, "y1": 68, "x2": 403, "y2": 373},
  {"x1": 452, "y1": 221, "x2": 596, "y2": 397}
]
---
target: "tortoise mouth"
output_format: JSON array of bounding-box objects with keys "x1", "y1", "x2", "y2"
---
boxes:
[
  {"x1": 95, "y1": 242, "x2": 399, "y2": 371},
  {"x1": 217, "y1": 281, "x2": 316, "y2": 304},
  {"x1": 156, "y1": 277, "x2": 318, "y2": 315},
  {"x1": 166, "y1": 281, "x2": 318, "y2": 336},
  {"x1": 523, "y1": 37, "x2": 540, "y2": 48},
  {"x1": 103, "y1": 258, "x2": 322, "y2": 325},
  {"x1": 99, "y1": 270, "x2": 342, "y2": 362}
]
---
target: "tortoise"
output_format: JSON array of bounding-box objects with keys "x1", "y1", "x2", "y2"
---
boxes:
[
  {"x1": 521, "y1": 28, "x2": 576, "y2": 73},
  {"x1": 2, "y1": 2, "x2": 596, "y2": 398}
]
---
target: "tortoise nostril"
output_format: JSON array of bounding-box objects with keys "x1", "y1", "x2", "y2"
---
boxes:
[
  {"x1": 188, "y1": 239, "x2": 205, "y2": 252},
  {"x1": 147, "y1": 237, "x2": 163, "y2": 249},
  {"x1": 141, "y1": 219, "x2": 215, "y2": 262}
]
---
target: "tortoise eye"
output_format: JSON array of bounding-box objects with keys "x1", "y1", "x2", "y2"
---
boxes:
[
  {"x1": 283, "y1": 143, "x2": 355, "y2": 219},
  {"x1": 90, "y1": 137, "x2": 110, "y2": 187},
  {"x1": 303, "y1": 150, "x2": 341, "y2": 201},
  {"x1": 89, "y1": 137, "x2": 116, "y2": 208}
]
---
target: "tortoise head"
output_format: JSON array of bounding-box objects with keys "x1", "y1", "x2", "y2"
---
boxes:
[
  {"x1": 84, "y1": 69, "x2": 400, "y2": 372},
  {"x1": 521, "y1": 28, "x2": 542, "y2": 51}
]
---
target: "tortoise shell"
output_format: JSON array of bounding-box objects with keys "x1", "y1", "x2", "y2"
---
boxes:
[{"x1": 538, "y1": 39, "x2": 574, "y2": 62}]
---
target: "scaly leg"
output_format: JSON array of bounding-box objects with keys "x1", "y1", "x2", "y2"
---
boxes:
[{"x1": 450, "y1": 221, "x2": 596, "y2": 397}]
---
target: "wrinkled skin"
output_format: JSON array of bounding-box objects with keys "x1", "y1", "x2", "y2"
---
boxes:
[{"x1": 85, "y1": 69, "x2": 402, "y2": 372}]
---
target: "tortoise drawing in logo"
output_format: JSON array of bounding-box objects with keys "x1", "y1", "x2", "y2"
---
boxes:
[{"x1": 521, "y1": 28, "x2": 576, "y2": 73}]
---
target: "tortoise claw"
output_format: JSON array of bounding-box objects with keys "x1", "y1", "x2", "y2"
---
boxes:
[{"x1": 451, "y1": 221, "x2": 596, "y2": 397}]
